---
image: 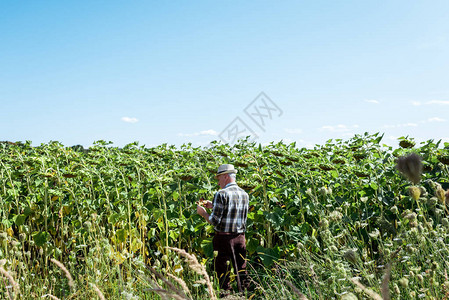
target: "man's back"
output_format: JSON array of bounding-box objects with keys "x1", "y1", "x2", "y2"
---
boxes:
[{"x1": 210, "y1": 182, "x2": 249, "y2": 233}]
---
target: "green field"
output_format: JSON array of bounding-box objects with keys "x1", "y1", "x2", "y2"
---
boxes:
[{"x1": 1, "y1": 133, "x2": 449, "y2": 299}]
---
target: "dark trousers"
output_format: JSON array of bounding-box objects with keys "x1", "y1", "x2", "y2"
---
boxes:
[{"x1": 213, "y1": 233, "x2": 249, "y2": 293}]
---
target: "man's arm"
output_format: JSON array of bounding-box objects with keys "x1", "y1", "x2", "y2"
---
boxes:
[{"x1": 197, "y1": 205, "x2": 213, "y2": 224}]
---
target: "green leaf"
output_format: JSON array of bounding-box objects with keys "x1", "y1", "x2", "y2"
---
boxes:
[
  {"x1": 200, "y1": 238, "x2": 214, "y2": 258},
  {"x1": 115, "y1": 229, "x2": 128, "y2": 244},
  {"x1": 130, "y1": 238, "x2": 143, "y2": 253},
  {"x1": 33, "y1": 231, "x2": 49, "y2": 247},
  {"x1": 169, "y1": 230, "x2": 179, "y2": 240},
  {"x1": 108, "y1": 213, "x2": 122, "y2": 225},
  {"x1": 256, "y1": 246, "x2": 280, "y2": 267},
  {"x1": 23, "y1": 206, "x2": 33, "y2": 217},
  {"x1": 246, "y1": 237, "x2": 260, "y2": 254},
  {"x1": 13, "y1": 214, "x2": 26, "y2": 226}
]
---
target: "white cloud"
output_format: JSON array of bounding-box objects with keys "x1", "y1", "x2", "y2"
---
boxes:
[
  {"x1": 284, "y1": 128, "x2": 303, "y2": 134},
  {"x1": 121, "y1": 117, "x2": 139, "y2": 123},
  {"x1": 320, "y1": 124, "x2": 359, "y2": 132},
  {"x1": 427, "y1": 117, "x2": 446, "y2": 122},
  {"x1": 427, "y1": 100, "x2": 449, "y2": 105},
  {"x1": 387, "y1": 135, "x2": 399, "y2": 141},
  {"x1": 178, "y1": 129, "x2": 218, "y2": 137},
  {"x1": 383, "y1": 122, "x2": 418, "y2": 128},
  {"x1": 199, "y1": 129, "x2": 218, "y2": 136},
  {"x1": 385, "y1": 117, "x2": 445, "y2": 129},
  {"x1": 412, "y1": 100, "x2": 449, "y2": 106},
  {"x1": 365, "y1": 99, "x2": 379, "y2": 104},
  {"x1": 402, "y1": 123, "x2": 418, "y2": 127}
]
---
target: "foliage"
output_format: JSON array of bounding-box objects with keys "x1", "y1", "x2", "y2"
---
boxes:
[{"x1": 0, "y1": 133, "x2": 449, "y2": 299}]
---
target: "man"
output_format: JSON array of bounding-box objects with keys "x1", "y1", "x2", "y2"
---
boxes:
[{"x1": 197, "y1": 164, "x2": 250, "y2": 295}]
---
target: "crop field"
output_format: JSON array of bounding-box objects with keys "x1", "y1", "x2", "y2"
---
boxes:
[{"x1": 1, "y1": 133, "x2": 449, "y2": 299}]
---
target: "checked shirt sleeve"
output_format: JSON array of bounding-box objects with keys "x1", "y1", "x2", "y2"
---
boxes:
[{"x1": 209, "y1": 192, "x2": 225, "y2": 227}]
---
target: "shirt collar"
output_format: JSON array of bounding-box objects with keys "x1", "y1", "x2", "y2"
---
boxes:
[{"x1": 225, "y1": 182, "x2": 237, "y2": 188}]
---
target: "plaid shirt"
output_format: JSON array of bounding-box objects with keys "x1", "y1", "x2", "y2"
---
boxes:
[{"x1": 209, "y1": 183, "x2": 249, "y2": 233}]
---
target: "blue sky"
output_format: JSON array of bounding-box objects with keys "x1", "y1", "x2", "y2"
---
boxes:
[{"x1": 1, "y1": 1, "x2": 448, "y2": 148}]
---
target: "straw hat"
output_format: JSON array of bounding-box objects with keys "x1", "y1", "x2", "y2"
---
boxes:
[{"x1": 215, "y1": 164, "x2": 238, "y2": 178}]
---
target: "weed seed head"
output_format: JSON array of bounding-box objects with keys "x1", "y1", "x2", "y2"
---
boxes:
[
  {"x1": 418, "y1": 224, "x2": 425, "y2": 233},
  {"x1": 393, "y1": 283, "x2": 400, "y2": 294},
  {"x1": 368, "y1": 228, "x2": 380, "y2": 239},
  {"x1": 305, "y1": 188, "x2": 313, "y2": 197},
  {"x1": 396, "y1": 153, "x2": 422, "y2": 184},
  {"x1": 318, "y1": 187, "x2": 326, "y2": 196},
  {"x1": 329, "y1": 211, "x2": 342, "y2": 222},
  {"x1": 419, "y1": 186, "x2": 428, "y2": 197},
  {"x1": 409, "y1": 220, "x2": 418, "y2": 228},
  {"x1": 442, "y1": 218, "x2": 449, "y2": 227},
  {"x1": 406, "y1": 245, "x2": 416, "y2": 254},
  {"x1": 399, "y1": 277, "x2": 409, "y2": 288},
  {"x1": 390, "y1": 205, "x2": 399, "y2": 214},
  {"x1": 408, "y1": 186, "x2": 421, "y2": 200},
  {"x1": 341, "y1": 292, "x2": 358, "y2": 300},
  {"x1": 436, "y1": 187, "x2": 446, "y2": 203},
  {"x1": 403, "y1": 212, "x2": 417, "y2": 221},
  {"x1": 428, "y1": 197, "x2": 438, "y2": 207},
  {"x1": 319, "y1": 219, "x2": 329, "y2": 228},
  {"x1": 343, "y1": 249, "x2": 358, "y2": 264},
  {"x1": 417, "y1": 274, "x2": 424, "y2": 283},
  {"x1": 83, "y1": 221, "x2": 92, "y2": 230},
  {"x1": 10, "y1": 240, "x2": 20, "y2": 248}
]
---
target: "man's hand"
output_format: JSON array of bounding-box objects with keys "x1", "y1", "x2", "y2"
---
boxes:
[
  {"x1": 197, "y1": 205, "x2": 207, "y2": 217},
  {"x1": 197, "y1": 198, "x2": 213, "y2": 209},
  {"x1": 197, "y1": 204, "x2": 213, "y2": 224}
]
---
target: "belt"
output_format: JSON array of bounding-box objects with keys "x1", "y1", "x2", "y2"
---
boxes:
[{"x1": 215, "y1": 231, "x2": 243, "y2": 236}]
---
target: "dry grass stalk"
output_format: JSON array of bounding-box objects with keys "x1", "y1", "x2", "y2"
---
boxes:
[
  {"x1": 50, "y1": 258, "x2": 75, "y2": 290},
  {"x1": 396, "y1": 153, "x2": 422, "y2": 184},
  {"x1": 41, "y1": 294, "x2": 61, "y2": 300},
  {"x1": 381, "y1": 263, "x2": 392, "y2": 300},
  {"x1": 166, "y1": 273, "x2": 191, "y2": 298},
  {"x1": 167, "y1": 247, "x2": 217, "y2": 300},
  {"x1": 141, "y1": 273, "x2": 169, "y2": 300},
  {"x1": 309, "y1": 264, "x2": 323, "y2": 299},
  {"x1": 350, "y1": 277, "x2": 382, "y2": 300},
  {"x1": 284, "y1": 280, "x2": 309, "y2": 300},
  {"x1": 89, "y1": 283, "x2": 105, "y2": 300},
  {"x1": 150, "y1": 288, "x2": 186, "y2": 300},
  {"x1": 147, "y1": 266, "x2": 188, "y2": 300},
  {"x1": 443, "y1": 269, "x2": 449, "y2": 300},
  {"x1": 0, "y1": 266, "x2": 20, "y2": 298}
]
